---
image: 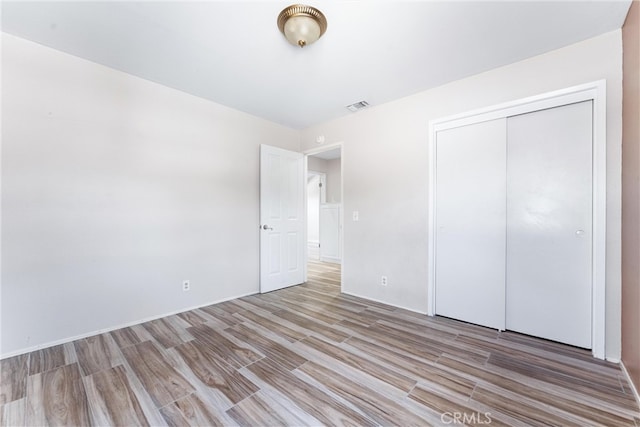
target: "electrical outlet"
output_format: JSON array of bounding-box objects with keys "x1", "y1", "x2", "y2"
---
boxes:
[
  {"x1": 183, "y1": 280, "x2": 190, "y2": 292},
  {"x1": 381, "y1": 276, "x2": 388, "y2": 286}
]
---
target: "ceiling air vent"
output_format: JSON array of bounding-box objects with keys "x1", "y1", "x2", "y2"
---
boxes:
[{"x1": 346, "y1": 101, "x2": 369, "y2": 112}]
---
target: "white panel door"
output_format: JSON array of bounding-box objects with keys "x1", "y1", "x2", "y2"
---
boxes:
[
  {"x1": 506, "y1": 101, "x2": 593, "y2": 348},
  {"x1": 435, "y1": 119, "x2": 507, "y2": 330},
  {"x1": 320, "y1": 203, "x2": 341, "y2": 264},
  {"x1": 260, "y1": 145, "x2": 304, "y2": 293}
]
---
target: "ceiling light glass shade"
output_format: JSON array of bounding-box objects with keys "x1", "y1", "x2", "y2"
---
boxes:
[{"x1": 278, "y1": 5, "x2": 327, "y2": 48}]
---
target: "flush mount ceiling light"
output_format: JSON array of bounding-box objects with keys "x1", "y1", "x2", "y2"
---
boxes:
[{"x1": 277, "y1": 4, "x2": 327, "y2": 48}]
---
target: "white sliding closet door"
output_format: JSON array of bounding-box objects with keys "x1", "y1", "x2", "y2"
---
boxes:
[
  {"x1": 506, "y1": 101, "x2": 593, "y2": 348},
  {"x1": 435, "y1": 119, "x2": 506, "y2": 330}
]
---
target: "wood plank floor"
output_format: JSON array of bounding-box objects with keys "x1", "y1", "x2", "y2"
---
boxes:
[{"x1": 2, "y1": 260, "x2": 639, "y2": 426}]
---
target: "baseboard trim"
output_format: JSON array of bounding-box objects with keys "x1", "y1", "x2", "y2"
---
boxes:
[
  {"x1": 0, "y1": 291, "x2": 257, "y2": 360},
  {"x1": 620, "y1": 360, "x2": 640, "y2": 408},
  {"x1": 341, "y1": 291, "x2": 427, "y2": 315}
]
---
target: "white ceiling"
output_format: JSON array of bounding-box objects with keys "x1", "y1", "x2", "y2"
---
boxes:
[
  {"x1": 1, "y1": 1, "x2": 631, "y2": 129},
  {"x1": 311, "y1": 147, "x2": 341, "y2": 160}
]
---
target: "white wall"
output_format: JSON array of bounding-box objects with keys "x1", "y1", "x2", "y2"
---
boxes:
[
  {"x1": 1, "y1": 34, "x2": 300, "y2": 356},
  {"x1": 307, "y1": 156, "x2": 327, "y2": 173},
  {"x1": 326, "y1": 158, "x2": 341, "y2": 203},
  {"x1": 301, "y1": 31, "x2": 623, "y2": 360},
  {"x1": 307, "y1": 175, "x2": 321, "y2": 243},
  {"x1": 307, "y1": 156, "x2": 341, "y2": 203}
]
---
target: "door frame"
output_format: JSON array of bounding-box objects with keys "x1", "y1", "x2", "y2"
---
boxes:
[
  {"x1": 427, "y1": 80, "x2": 607, "y2": 359},
  {"x1": 303, "y1": 142, "x2": 344, "y2": 291}
]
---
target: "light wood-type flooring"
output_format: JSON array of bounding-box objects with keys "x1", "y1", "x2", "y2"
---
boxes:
[{"x1": 1, "y1": 261, "x2": 639, "y2": 426}]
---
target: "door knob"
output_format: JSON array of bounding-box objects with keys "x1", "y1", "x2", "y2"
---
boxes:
[
  {"x1": 262, "y1": 225, "x2": 273, "y2": 230},
  {"x1": 575, "y1": 229, "x2": 585, "y2": 236}
]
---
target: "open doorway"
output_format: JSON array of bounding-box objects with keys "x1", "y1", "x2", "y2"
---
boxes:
[
  {"x1": 305, "y1": 145, "x2": 343, "y2": 293},
  {"x1": 306, "y1": 171, "x2": 326, "y2": 261}
]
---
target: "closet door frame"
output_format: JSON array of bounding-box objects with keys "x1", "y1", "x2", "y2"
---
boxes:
[{"x1": 427, "y1": 80, "x2": 607, "y2": 359}]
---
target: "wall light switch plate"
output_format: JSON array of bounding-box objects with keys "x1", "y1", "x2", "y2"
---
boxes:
[{"x1": 352, "y1": 211, "x2": 359, "y2": 221}]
